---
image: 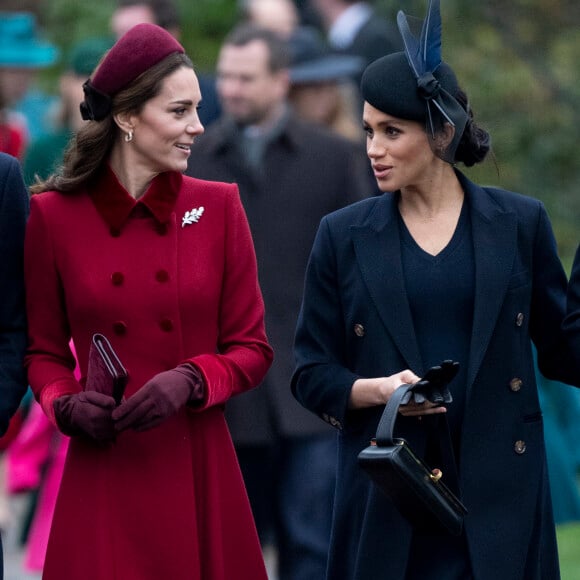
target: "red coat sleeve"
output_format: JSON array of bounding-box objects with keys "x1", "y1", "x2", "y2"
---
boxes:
[
  {"x1": 185, "y1": 186, "x2": 273, "y2": 409},
  {"x1": 24, "y1": 194, "x2": 80, "y2": 424}
]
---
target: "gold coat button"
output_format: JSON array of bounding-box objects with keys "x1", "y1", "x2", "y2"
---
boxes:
[
  {"x1": 514, "y1": 440, "x2": 526, "y2": 454},
  {"x1": 509, "y1": 378, "x2": 523, "y2": 392},
  {"x1": 353, "y1": 324, "x2": 365, "y2": 337},
  {"x1": 515, "y1": 312, "x2": 524, "y2": 327}
]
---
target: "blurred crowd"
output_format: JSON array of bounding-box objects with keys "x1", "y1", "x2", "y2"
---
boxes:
[{"x1": 1, "y1": 1, "x2": 580, "y2": 579}]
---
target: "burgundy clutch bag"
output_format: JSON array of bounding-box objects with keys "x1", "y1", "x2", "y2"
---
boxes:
[{"x1": 85, "y1": 333, "x2": 128, "y2": 405}]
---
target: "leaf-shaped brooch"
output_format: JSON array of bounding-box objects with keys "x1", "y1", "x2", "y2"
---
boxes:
[{"x1": 182, "y1": 206, "x2": 205, "y2": 228}]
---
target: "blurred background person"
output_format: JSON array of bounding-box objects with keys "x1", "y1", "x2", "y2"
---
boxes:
[
  {"x1": 239, "y1": 0, "x2": 300, "y2": 40},
  {"x1": 23, "y1": 37, "x2": 113, "y2": 187},
  {"x1": 534, "y1": 350, "x2": 580, "y2": 524},
  {"x1": 306, "y1": 0, "x2": 401, "y2": 101},
  {"x1": 0, "y1": 12, "x2": 58, "y2": 158},
  {"x1": 287, "y1": 27, "x2": 364, "y2": 143},
  {"x1": 111, "y1": 0, "x2": 181, "y2": 40},
  {"x1": 5, "y1": 350, "x2": 79, "y2": 576},
  {"x1": 186, "y1": 23, "x2": 374, "y2": 580},
  {"x1": 0, "y1": 152, "x2": 30, "y2": 579}
]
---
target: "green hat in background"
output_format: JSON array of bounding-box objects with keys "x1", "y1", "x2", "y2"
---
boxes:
[
  {"x1": 66, "y1": 37, "x2": 114, "y2": 77},
  {"x1": 0, "y1": 12, "x2": 59, "y2": 68}
]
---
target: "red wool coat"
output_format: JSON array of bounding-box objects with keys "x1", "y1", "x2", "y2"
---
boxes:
[{"x1": 24, "y1": 167, "x2": 273, "y2": 580}]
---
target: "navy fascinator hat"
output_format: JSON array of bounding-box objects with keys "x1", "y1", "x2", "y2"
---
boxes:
[{"x1": 361, "y1": 0, "x2": 468, "y2": 163}]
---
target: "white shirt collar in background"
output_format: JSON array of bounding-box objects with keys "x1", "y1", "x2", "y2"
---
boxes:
[{"x1": 328, "y1": 3, "x2": 372, "y2": 49}]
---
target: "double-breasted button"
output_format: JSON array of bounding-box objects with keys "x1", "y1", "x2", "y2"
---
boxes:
[
  {"x1": 111, "y1": 272, "x2": 124, "y2": 286},
  {"x1": 159, "y1": 318, "x2": 174, "y2": 332},
  {"x1": 514, "y1": 440, "x2": 526, "y2": 455},
  {"x1": 155, "y1": 270, "x2": 170, "y2": 283},
  {"x1": 515, "y1": 312, "x2": 525, "y2": 327},
  {"x1": 353, "y1": 324, "x2": 365, "y2": 337},
  {"x1": 113, "y1": 321, "x2": 127, "y2": 336},
  {"x1": 329, "y1": 416, "x2": 343, "y2": 429},
  {"x1": 156, "y1": 223, "x2": 168, "y2": 236},
  {"x1": 509, "y1": 378, "x2": 523, "y2": 392},
  {"x1": 110, "y1": 227, "x2": 121, "y2": 238}
]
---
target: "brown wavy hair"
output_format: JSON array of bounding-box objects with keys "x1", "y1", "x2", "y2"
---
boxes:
[{"x1": 30, "y1": 51, "x2": 193, "y2": 195}]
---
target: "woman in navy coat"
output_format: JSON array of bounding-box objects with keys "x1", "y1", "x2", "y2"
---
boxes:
[{"x1": 292, "y1": 2, "x2": 580, "y2": 578}]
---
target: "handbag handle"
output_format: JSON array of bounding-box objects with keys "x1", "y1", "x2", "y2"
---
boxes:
[
  {"x1": 375, "y1": 383, "x2": 416, "y2": 446},
  {"x1": 374, "y1": 361, "x2": 460, "y2": 446}
]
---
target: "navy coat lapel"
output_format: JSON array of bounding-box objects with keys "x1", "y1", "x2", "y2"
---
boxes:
[
  {"x1": 461, "y1": 175, "x2": 518, "y2": 390},
  {"x1": 350, "y1": 174, "x2": 518, "y2": 388},
  {"x1": 351, "y1": 194, "x2": 423, "y2": 372}
]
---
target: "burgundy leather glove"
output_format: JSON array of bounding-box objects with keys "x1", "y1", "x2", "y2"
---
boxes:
[
  {"x1": 112, "y1": 364, "x2": 204, "y2": 432},
  {"x1": 53, "y1": 391, "x2": 117, "y2": 441}
]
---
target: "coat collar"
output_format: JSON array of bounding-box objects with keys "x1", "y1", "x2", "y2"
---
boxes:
[
  {"x1": 351, "y1": 192, "x2": 424, "y2": 371},
  {"x1": 87, "y1": 165, "x2": 182, "y2": 231},
  {"x1": 351, "y1": 170, "x2": 517, "y2": 384},
  {"x1": 198, "y1": 111, "x2": 304, "y2": 156}
]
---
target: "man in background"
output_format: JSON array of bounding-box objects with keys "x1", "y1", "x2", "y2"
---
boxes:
[
  {"x1": 306, "y1": 0, "x2": 401, "y2": 102},
  {"x1": 186, "y1": 24, "x2": 373, "y2": 580},
  {"x1": 111, "y1": 0, "x2": 180, "y2": 39}
]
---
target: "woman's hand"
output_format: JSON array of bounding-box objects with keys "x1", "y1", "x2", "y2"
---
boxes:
[
  {"x1": 349, "y1": 369, "x2": 447, "y2": 417},
  {"x1": 349, "y1": 369, "x2": 420, "y2": 409},
  {"x1": 112, "y1": 364, "x2": 204, "y2": 432},
  {"x1": 53, "y1": 391, "x2": 116, "y2": 441}
]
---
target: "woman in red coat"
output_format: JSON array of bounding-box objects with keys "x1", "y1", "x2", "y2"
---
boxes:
[{"x1": 24, "y1": 23, "x2": 273, "y2": 580}]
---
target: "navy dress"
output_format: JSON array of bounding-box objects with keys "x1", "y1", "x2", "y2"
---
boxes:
[{"x1": 399, "y1": 201, "x2": 474, "y2": 579}]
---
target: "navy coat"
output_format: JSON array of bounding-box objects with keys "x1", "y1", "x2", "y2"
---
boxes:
[
  {"x1": 0, "y1": 153, "x2": 29, "y2": 435},
  {"x1": 292, "y1": 171, "x2": 580, "y2": 580}
]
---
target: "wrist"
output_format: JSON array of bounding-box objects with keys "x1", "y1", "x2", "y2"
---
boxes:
[
  {"x1": 349, "y1": 377, "x2": 385, "y2": 409},
  {"x1": 40, "y1": 381, "x2": 81, "y2": 427},
  {"x1": 174, "y1": 364, "x2": 205, "y2": 404}
]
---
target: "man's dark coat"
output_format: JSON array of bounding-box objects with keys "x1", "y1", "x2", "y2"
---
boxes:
[{"x1": 187, "y1": 114, "x2": 374, "y2": 442}]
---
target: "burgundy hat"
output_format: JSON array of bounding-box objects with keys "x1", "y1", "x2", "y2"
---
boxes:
[{"x1": 80, "y1": 23, "x2": 185, "y2": 121}]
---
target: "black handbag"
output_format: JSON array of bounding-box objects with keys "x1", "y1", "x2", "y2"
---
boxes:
[{"x1": 358, "y1": 375, "x2": 467, "y2": 536}]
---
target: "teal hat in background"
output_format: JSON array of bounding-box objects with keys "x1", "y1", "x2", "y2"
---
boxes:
[
  {"x1": 0, "y1": 12, "x2": 59, "y2": 68},
  {"x1": 66, "y1": 37, "x2": 114, "y2": 77}
]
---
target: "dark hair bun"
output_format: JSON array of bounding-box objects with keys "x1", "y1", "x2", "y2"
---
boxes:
[{"x1": 454, "y1": 90, "x2": 491, "y2": 167}]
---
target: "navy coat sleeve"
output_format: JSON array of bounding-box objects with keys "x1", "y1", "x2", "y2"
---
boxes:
[
  {"x1": 564, "y1": 243, "x2": 580, "y2": 364},
  {"x1": 0, "y1": 153, "x2": 29, "y2": 435}
]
